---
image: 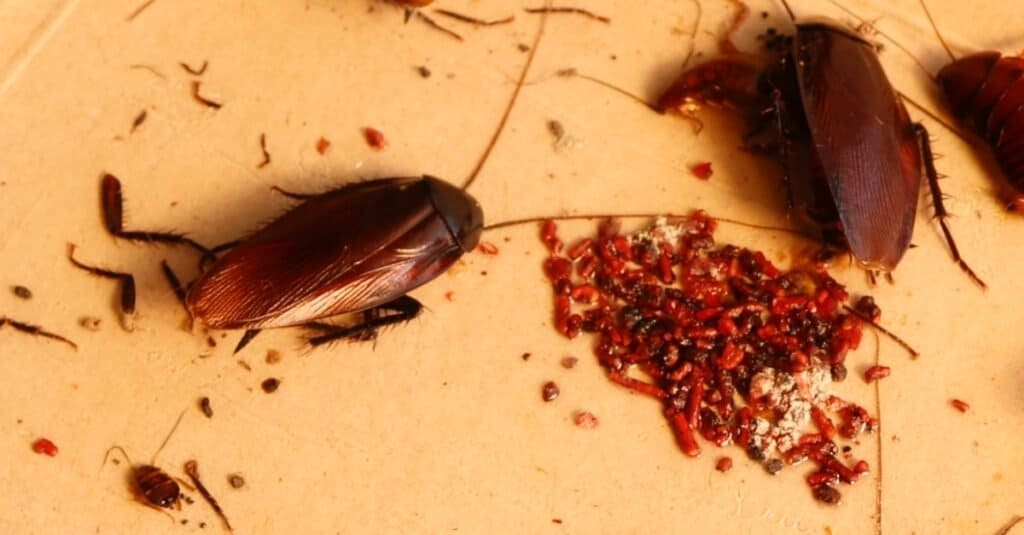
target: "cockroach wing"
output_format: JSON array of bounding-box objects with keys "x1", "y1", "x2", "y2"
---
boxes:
[
  {"x1": 187, "y1": 177, "x2": 466, "y2": 329},
  {"x1": 793, "y1": 23, "x2": 920, "y2": 271}
]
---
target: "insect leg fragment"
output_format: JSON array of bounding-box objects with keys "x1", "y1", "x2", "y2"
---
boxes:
[{"x1": 305, "y1": 295, "x2": 423, "y2": 347}]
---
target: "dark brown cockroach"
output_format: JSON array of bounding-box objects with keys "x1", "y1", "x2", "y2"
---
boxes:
[
  {"x1": 102, "y1": 410, "x2": 187, "y2": 519},
  {"x1": 70, "y1": 3, "x2": 554, "y2": 353},
  {"x1": 573, "y1": 1, "x2": 985, "y2": 287}
]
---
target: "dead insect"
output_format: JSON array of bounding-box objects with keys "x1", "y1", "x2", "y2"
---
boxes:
[
  {"x1": 102, "y1": 410, "x2": 188, "y2": 519},
  {"x1": 70, "y1": 4, "x2": 553, "y2": 353},
  {"x1": 565, "y1": 0, "x2": 985, "y2": 287}
]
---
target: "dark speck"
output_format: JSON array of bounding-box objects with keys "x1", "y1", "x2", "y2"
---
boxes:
[
  {"x1": 12, "y1": 285, "x2": 32, "y2": 299},
  {"x1": 261, "y1": 378, "x2": 281, "y2": 393}
]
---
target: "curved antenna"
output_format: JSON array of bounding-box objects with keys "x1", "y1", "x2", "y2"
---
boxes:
[
  {"x1": 917, "y1": 0, "x2": 956, "y2": 62},
  {"x1": 461, "y1": 0, "x2": 551, "y2": 191},
  {"x1": 150, "y1": 408, "x2": 187, "y2": 465},
  {"x1": 102, "y1": 445, "x2": 135, "y2": 471},
  {"x1": 483, "y1": 212, "x2": 817, "y2": 241},
  {"x1": 778, "y1": 0, "x2": 796, "y2": 21}
]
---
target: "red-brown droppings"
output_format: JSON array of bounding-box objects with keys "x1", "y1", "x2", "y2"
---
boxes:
[
  {"x1": 950, "y1": 399, "x2": 970, "y2": 413},
  {"x1": 32, "y1": 438, "x2": 58, "y2": 456},
  {"x1": 362, "y1": 127, "x2": 388, "y2": 150},
  {"x1": 574, "y1": 411, "x2": 599, "y2": 429},
  {"x1": 561, "y1": 356, "x2": 578, "y2": 369},
  {"x1": 444, "y1": 291, "x2": 455, "y2": 302},
  {"x1": 477, "y1": 241, "x2": 499, "y2": 255},
  {"x1": 265, "y1": 349, "x2": 282, "y2": 365},
  {"x1": 691, "y1": 161, "x2": 714, "y2": 180},
  {"x1": 540, "y1": 213, "x2": 875, "y2": 502},
  {"x1": 863, "y1": 365, "x2": 890, "y2": 382},
  {"x1": 521, "y1": 352, "x2": 531, "y2": 361},
  {"x1": 552, "y1": 518, "x2": 563, "y2": 524},
  {"x1": 542, "y1": 381, "x2": 560, "y2": 402},
  {"x1": 316, "y1": 137, "x2": 331, "y2": 155},
  {"x1": 715, "y1": 457, "x2": 733, "y2": 472}
]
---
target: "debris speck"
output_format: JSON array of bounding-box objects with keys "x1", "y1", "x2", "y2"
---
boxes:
[
  {"x1": 950, "y1": 399, "x2": 970, "y2": 413},
  {"x1": 228, "y1": 473, "x2": 246, "y2": 489},
  {"x1": 542, "y1": 381, "x2": 560, "y2": 402},
  {"x1": 573, "y1": 411, "x2": 599, "y2": 429},
  {"x1": 265, "y1": 349, "x2": 282, "y2": 365},
  {"x1": 416, "y1": 65, "x2": 432, "y2": 78},
  {"x1": 362, "y1": 127, "x2": 388, "y2": 150},
  {"x1": 560, "y1": 356, "x2": 578, "y2": 369},
  {"x1": 261, "y1": 377, "x2": 281, "y2": 393},
  {"x1": 316, "y1": 137, "x2": 331, "y2": 155},
  {"x1": 32, "y1": 438, "x2": 58, "y2": 456},
  {"x1": 199, "y1": 397, "x2": 213, "y2": 418},
  {"x1": 12, "y1": 286, "x2": 32, "y2": 299}
]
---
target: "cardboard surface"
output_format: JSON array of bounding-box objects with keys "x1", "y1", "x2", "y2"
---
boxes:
[{"x1": 1, "y1": 0, "x2": 1022, "y2": 533}]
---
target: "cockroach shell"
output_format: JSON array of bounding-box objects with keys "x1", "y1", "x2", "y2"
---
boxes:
[
  {"x1": 186, "y1": 176, "x2": 482, "y2": 330},
  {"x1": 791, "y1": 20, "x2": 920, "y2": 271},
  {"x1": 936, "y1": 51, "x2": 1002, "y2": 120},
  {"x1": 134, "y1": 465, "x2": 180, "y2": 508}
]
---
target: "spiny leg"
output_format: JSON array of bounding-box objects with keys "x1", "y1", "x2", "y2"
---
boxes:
[
  {"x1": 198, "y1": 239, "x2": 241, "y2": 270},
  {"x1": 67, "y1": 243, "x2": 137, "y2": 331},
  {"x1": 304, "y1": 295, "x2": 423, "y2": 347},
  {"x1": 270, "y1": 185, "x2": 321, "y2": 201},
  {"x1": 0, "y1": 317, "x2": 77, "y2": 350},
  {"x1": 101, "y1": 174, "x2": 210, "y2": 255},
  {"x1": 913, "y1": 124, "x2": 987, "y2": 289},
  {"x1": 233, "y1": 329, "x2": 262, "y2": 354}
]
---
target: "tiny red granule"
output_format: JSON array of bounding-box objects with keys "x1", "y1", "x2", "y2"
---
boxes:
[
  {"x1": 316, "y1": 137, "x2": 331, "y2": 154},
  {"x1": 574, "y1": 411, "x2": 599, "y2": 429},
  {"x1": 715, "y1": 457, "x2": 733, "y2": 472},
  {"x1": 561, "y1": 356, "x2": 578, "y2": 369},
  {"x1": 477, "y1": 241, "x2": 499, "y2": 255},
  {"x1": 863, "y1": 365, "x2": 891, "y2": 382},
  {"x1": 444, "y1": 291, "x2": 455, "y2": 301},
  {"x1": 362, "y1": 127, "x2": 387, "y2": 150},
  {"x1": 32, "y1": 438, "x2": 58, "y2": 456},
  {"x1": 690, "y1": 161, "x2": 713, "y2": 180},
  {"x1": 950, "y1": 399, "x2": 970, "y2": 413}
]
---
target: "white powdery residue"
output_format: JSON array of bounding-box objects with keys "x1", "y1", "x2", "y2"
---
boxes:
[
  {"x1": 629, "y1": 217, "x2": 685, "y2": 252},
  {"x1": 746, "y1": 364, "x2": 833, "y2": 453}
]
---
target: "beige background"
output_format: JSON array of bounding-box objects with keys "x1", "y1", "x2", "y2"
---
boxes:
[{"x1": 1, "y1": 0, "x2": 1022, "y2": 533}]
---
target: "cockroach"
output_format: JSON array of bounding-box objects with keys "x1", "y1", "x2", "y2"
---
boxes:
[
  {"x1": 102, "y1": 410, "x2": 188, "y2": 519},
  {"x1": 830, "y1": 0, "x2": 1024, "y2": 211},
  {"x1": 564, "y1": 0, "x2": 986, "y2": 287}
]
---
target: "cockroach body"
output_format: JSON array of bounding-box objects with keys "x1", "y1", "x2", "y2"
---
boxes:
[
  {"x1": 103, "y1": 411, "x2": 187, "y2": 517},
  {"x1": 187, "y1": 175, "x2": 482, "y2": 332},
  {"x1": 656, "y1": 13, "x2": 983, "y2": 285},
  {"x1": 936, "y1": 53, "x2": 1024, "y2": 209}
]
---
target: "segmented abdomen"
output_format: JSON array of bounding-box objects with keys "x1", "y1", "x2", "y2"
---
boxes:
[{"x1": 938, "y1": 52, "x2": 1024, "y2": 191}]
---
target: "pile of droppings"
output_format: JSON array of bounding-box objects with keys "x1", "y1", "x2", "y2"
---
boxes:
[{"x1": 540, "y1": 213, "x2": 877, "y2": 504}]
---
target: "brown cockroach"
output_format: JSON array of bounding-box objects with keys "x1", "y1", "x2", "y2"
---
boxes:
[
  {"x1": 102, "y1": 410, "x2": 188, "y2": 519},
  {"x1": 568, "y1": 0, "x2": 985, "y2": 287}
]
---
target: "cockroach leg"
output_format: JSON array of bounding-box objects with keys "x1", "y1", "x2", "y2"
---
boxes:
[
  {"x1": 67, "y1": 243, "x2": 137, "y2": 332},
  {"x1": 913, "y1": 124, "x2": 987, "y2": 288},
  {"x1": 160, "y1": 261, "x2": 188, "y2": 306},
  {"x1": 233, "y1": 329, "x2": 262, "y2": 354},
  {"x1": 101, "y1": 174, "x2": 211, "y2": 255},
  {"x1": 183, "y1": 460, "x2": 233, "y2": 532},
  {"x1": 198, "y1": 240, "x2": 241, "y2": 271},
  {"x1": 270, "y1": 186, "x2": 320, "y2": 201},
  {"x1": 305, "y1": 295, "x2": 423, "y2": 347},
  {"x1": 0, "y1": 317, "x2": 77, "y2": 350}
]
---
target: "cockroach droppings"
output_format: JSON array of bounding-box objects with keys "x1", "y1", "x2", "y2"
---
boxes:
[
  {"x1": 542, "y1": 381, "x2": 560, "y2": 402},
  {"x1": 560, "y1": 356, "x2": 578, "y2": 369},
  {"x1": 261, "y1": 378, "x2": 281, "y2": 393},
  {"x1": 199, "y1": 397, "x2": 213, "y2": 418},
  {"x1": 11, "y1": 285, "x2": 32, "y2": 299},
  {"x1": 864, "y1": 365, "x2": 890, "y2": 382},
  {"x1": 416, "y1": 65, "x2": 431, "y2": 78},
  {"x1": 265, "y1": 349, "x2": 282, "y2": 365},
  {"x1": 715, "y1": 457, "x2": 733, "y2": 472},
  {"x1": 228, "y1": 473, "x2": 245, "y2": 489},
  {"x1": 31, "y1": 438, "x2": 58, "y2": 456},
  {"x1": 477, "y1": 241, "x2": 499, "y2": 255},
  {"x1": 79, "y1": 316, "x2": 102, "y2": 331},
  {"x1": 950, "y1": 399, "x2": 970, "y2": 413},
  {"x1": 362, "y1": 127, "x2": 388, "y2": 150},
  {"x1": 316, "y1": 137, "x2": 331, "y2": 155},
  {"x1": 521, "y1": 352, "x2": 531, "y2": 361},
  {"x1": 690, "y1": 161, "x2": 713, "y2": 180},
  {"x1": 573, "y1": 411, "x2": 599, "y2": 429}
]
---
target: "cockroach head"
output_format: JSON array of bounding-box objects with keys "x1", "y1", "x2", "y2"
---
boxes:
[{"x1": 423, "y1": 175, "x2": 483, "y2": 252}]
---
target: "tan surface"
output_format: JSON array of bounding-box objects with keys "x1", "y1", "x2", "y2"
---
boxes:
[{"x1": 1, "y1": 0, "x2": 1022, "y2": 533}]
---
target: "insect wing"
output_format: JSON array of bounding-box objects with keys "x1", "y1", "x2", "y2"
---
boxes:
[
  {"x1": 188, "y1": 177, "x2": 458, "y2": 329},
  {"x1": 794, "y1": 25, "x2": 919, "y2": 270}
]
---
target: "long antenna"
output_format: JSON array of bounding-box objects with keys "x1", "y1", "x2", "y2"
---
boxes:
[
  {"x1": 461, "y1": 0, "x2": 551, "y2": 191},
  {"x1": 150, "y1": 408, "x2": 187, "y2": 464},
  {"x1": 917, "y1": 0, "x2": 956, "y2": 62}
]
